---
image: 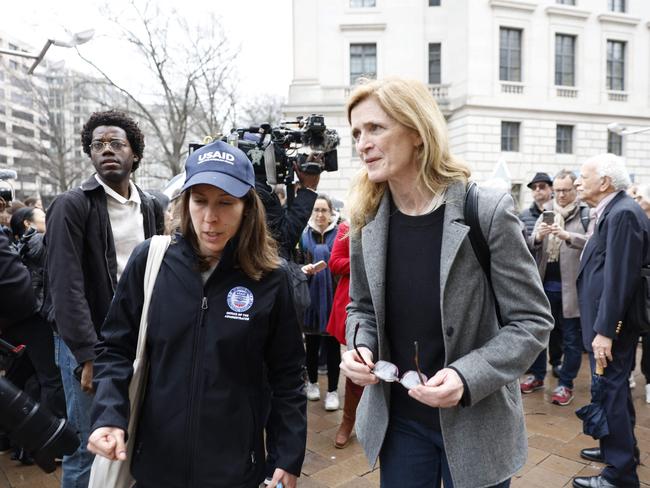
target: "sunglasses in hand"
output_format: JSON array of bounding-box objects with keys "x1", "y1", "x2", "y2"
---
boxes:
[{"x1": 353, "y1": 323, "x2": 427, "y2": 389}]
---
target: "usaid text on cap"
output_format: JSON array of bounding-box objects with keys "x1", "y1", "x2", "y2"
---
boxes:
[{"x1": 197, "y1": 151, "x2": 235, "y2": 165}]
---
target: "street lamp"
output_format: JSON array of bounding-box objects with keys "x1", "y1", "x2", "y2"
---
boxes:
[
  {"x1": 0, "y1": 30, "x2": 94, "y2": 75},
  {"x1": 607, "y1": 122, "x2": 650, "y2": 136}
]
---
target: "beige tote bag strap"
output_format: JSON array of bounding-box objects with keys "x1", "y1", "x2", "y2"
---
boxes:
[
  {"x1": 134, "y1": 235, "x2": 172, "y2": 362},
  {"x1": 88, "y1": 235, "x2": 171, "y2": 488}
]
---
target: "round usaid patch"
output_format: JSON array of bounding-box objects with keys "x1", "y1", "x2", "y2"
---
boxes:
[{"x1": 227, "y1": 286, "x2": 254, "y2": 313}]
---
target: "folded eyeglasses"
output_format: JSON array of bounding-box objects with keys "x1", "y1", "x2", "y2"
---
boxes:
[{"x1": 353, "y1": 322, "x2": 427, "y2": 389}]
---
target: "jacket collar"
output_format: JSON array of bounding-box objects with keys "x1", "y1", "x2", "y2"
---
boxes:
[
  {"x1": 597, "y1": 190, "x2": 624, "y2": 226},
  {"x1": 440, "y1": 181, "x2": 470, "y2": 291},
  {"x1": 80, "y1": 174, "x2": 102, "y2": 192},
  {"x1": 175, "y1": 232, "x2": 239, "y2": 273},
  {"x1": 307, "y1": 218, "x2": 338, "y2": 235},
  {"x1": 578, "y1": 191, "x2": 626, "y2": 275}
]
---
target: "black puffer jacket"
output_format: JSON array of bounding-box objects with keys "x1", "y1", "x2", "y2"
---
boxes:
[
  {"x1": 91, "y1": 234, "x2": 307, "y2": 488},
  {"x1": 519, "y1": 202, "x2": 543, "y2": 238}
]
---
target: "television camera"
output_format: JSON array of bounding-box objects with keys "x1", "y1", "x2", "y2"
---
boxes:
[
  {"x1": 190, "y1": 115, "x2": 340, "y2": 188},
  {"x1": 0, "y1": 169, "x2": 17, "y2": 204}
]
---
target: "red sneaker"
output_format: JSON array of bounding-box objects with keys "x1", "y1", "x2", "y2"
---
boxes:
[
  {"x1": 520, "y1": 375, "x2": 544, "y2": 394},
  {"x1": 551, "y1": 386, "x2": 574, "y2": 406}
]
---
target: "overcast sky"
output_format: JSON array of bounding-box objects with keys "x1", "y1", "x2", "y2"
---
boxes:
[{"x1": 1, "y1": 0, "x2": 293, "y2": 100}]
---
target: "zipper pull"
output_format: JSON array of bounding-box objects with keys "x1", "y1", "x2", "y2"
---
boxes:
[
  {"x1": 251, "y1": 451, "x2": 256, "y2": 465},
  {"x1": 201, "y1": 297, "x2": 208, "y2": 310}
]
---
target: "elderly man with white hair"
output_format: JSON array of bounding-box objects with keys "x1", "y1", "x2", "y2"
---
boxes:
[{"x1": 572, "y1": 153, "x2": 650, "y2": 488}]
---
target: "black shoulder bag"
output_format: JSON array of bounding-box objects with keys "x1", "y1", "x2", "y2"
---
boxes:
[{"x1": 464, "y1": 182, "x2": 503, "y2": 326}]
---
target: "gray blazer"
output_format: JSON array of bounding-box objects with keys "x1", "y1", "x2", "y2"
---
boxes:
[{"x1": 345, "y1": 181, "x2": 553, "y2": 488}]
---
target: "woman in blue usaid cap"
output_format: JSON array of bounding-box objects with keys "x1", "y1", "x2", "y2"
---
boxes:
[{"x1": 89, "y1": 139, "x2": 307, "y2": 488}]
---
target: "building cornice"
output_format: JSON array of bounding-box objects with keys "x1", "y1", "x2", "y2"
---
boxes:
[
  {"x1": 545, "y1": 5, "x2": 590, "y2": 20},
  {"x1": 488, "y1": 0, "x2": 536, "y2": 13},
  {"x1": 339, "y1": 23, "x2": 386, "y2": 32},
  {"x1": 597, "y1": 13, "x2": 641, "y2": 26},
  {"x1": 453, "y1": 102, "x2": 650, "y2": 121}
]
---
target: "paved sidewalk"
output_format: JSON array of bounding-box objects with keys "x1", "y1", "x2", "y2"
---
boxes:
[{"x1": 2, "y1": 350, "x2": 650, "y2": 487}]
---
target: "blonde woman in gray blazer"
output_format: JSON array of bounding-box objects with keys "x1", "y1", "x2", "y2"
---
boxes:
[{"x1": 340, "y1": 78, "x2": 553, "y2": 488}]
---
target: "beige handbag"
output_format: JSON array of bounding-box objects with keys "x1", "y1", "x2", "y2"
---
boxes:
[{"x1": 88, "y1": 235, "x2": 171, "y2": 488}]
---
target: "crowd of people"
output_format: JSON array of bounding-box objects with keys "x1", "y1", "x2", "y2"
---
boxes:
[{"x1": 0, "y1": 76, "x2": 649, "y2": 488}]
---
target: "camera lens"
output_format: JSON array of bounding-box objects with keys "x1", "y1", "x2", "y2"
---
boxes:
[{"x1": 0, "y1": 377, "x2": 79, "y2": 473}]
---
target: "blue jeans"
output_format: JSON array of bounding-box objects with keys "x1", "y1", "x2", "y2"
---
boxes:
[
  {"x1": 529, "y1": 291, "x2": 582, "y2": 389},
  {"x1": 54, "y1": 334, "x2": 94, "y2": 488},
  {"x1": 380, "y1": 416, "x2": 511, "y2": 488}
]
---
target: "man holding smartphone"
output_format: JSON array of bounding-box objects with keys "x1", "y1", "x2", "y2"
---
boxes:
[
  {"x1": 520, "y1": 170, "x2": 589, "y2": 406},
  {"x1": 519, "y1": 172, "x2": 553, "y2": 238}
]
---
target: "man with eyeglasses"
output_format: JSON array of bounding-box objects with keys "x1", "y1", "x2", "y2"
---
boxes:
[
  {"x1": 45, "y1": 110, "x2": 164, "y2": 488},
  {"x1": 521, "y1": 170, "x2": 589, "y2": 406}
]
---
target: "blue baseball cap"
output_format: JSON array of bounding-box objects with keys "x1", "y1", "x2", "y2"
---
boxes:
[{"x1": 181, "y1": 140, "x2": 255, "y2": 198}]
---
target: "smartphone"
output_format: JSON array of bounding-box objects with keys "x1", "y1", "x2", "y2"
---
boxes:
[
  {"x1": 542, "y1": 211, "x2": 555, "y2": 225},
  {"x1": 312, "y1": 260, "x2": 327, "y2": 273}
]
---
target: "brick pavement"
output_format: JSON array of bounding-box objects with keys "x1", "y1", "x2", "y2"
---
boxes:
[{"x1": 2, "y1": 350, "x2": 650, "y2": 487}]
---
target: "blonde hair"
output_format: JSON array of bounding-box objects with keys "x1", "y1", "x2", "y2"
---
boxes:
[
  {"x1": 346, "y1": 77, "x2": 470, "y2": 232},
  {"x1": 180, "y1": 188, "x2": 279, "y2": 280}
]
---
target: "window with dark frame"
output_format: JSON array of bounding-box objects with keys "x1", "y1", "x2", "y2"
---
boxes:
[
  {"x1": 428, "y1": 43, "x2": 441, "y2": 85},
  {"x1": 499, "y1": 28, "x2": 522, "y2": 82},
  {"x1": 350, "y1": 0, "x2": 376, "y2": 7},
  {"x1": 11, "y1": 109, "x2": 34, "y2": 123},
  {"x1": 556, "y1": 0, "x2": 575, "y2": 4},
  {"x1": 555, "y1": 34, "x2": 575, "y2": 86},
  {"x1": 607, "y1": 0, "x2": 625, "y2": 12},
  {"x1": 429, "y1": 0, "x2": 441, "y2": 5},
  {"x1": 607, "y1": 130, "x2": 623, "y2": 156},
  {"x1": 350, "y1": 43, "x2": 377, "y2": 85},
  {"x1": 556, "y1": 125, "x2": 573, "y2": 154},
  {"x1": 501, "y1": 121, "x2": 520, "y2": 152},
  {"x1": 607, "y1": 40, "x2": 625, "y2": 91},
  {"x1": 11, "y1": 125, "x2": 35, "y2": 138}
]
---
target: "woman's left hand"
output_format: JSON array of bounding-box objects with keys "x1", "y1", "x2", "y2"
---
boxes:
[
  {"x1": 269, "y1": 468, "x2": 297, "y2": 488},
  {"x1": 408, "y1": 368, "x2": 464, "y2": 408}
]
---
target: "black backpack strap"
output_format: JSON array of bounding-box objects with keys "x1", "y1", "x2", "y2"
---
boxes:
[{"x1": 464, "y1": 182, "x2": 503, "y2": 326}]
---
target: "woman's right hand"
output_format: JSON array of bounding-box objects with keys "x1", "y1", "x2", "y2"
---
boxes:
[
  {"x1": 88, "y1": 427, "x2": 127, "y2": 461},
  {"x1": 340, "y1": 348, "x2": 379, "y2": 386}
]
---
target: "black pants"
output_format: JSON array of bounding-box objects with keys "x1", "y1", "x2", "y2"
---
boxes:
[
  {"x1": 548, "y1": 318, "x2": 563, "y2": 367},
  {"x1": 640, "y1": 334, "x2": 650, "y2": 383},
  {"x1": 3, "y1": 315, "x2": 65, "y2": 418},
  {"x1": 593, "y1": 327, "x2": 639, "y2": 486},
  {"x1": 305, "y1": 334, "x2": 340, "y2": 392}
]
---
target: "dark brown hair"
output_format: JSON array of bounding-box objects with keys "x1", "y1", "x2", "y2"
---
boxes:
[{"x1": 179, "y1": 188, "x2": 279, "y2": 280}]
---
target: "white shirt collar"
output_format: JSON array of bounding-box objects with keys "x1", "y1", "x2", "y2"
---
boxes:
[{"x1": 94, "y1": 174, "x2": 141, "y2": 205}]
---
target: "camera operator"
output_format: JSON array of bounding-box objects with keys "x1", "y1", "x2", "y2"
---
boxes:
[
  {"x1": 255, "y1": 164, "x2": 319, "y2": 260},
  {"x1": 0, "y1": 231, "x2": 36, "y2": 331},
  {"x1": 0, "y1": 231, "x2": 78, "y2": 473}
]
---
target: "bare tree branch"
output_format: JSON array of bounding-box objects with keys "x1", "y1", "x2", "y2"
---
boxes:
[{"x1": 74, "y1": 1, "x2": 240, "y2": 178}]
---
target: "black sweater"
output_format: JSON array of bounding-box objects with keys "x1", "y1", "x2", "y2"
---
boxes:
[{"x1": 386, "y1": 204, "x2": 445, "y2": 429}]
